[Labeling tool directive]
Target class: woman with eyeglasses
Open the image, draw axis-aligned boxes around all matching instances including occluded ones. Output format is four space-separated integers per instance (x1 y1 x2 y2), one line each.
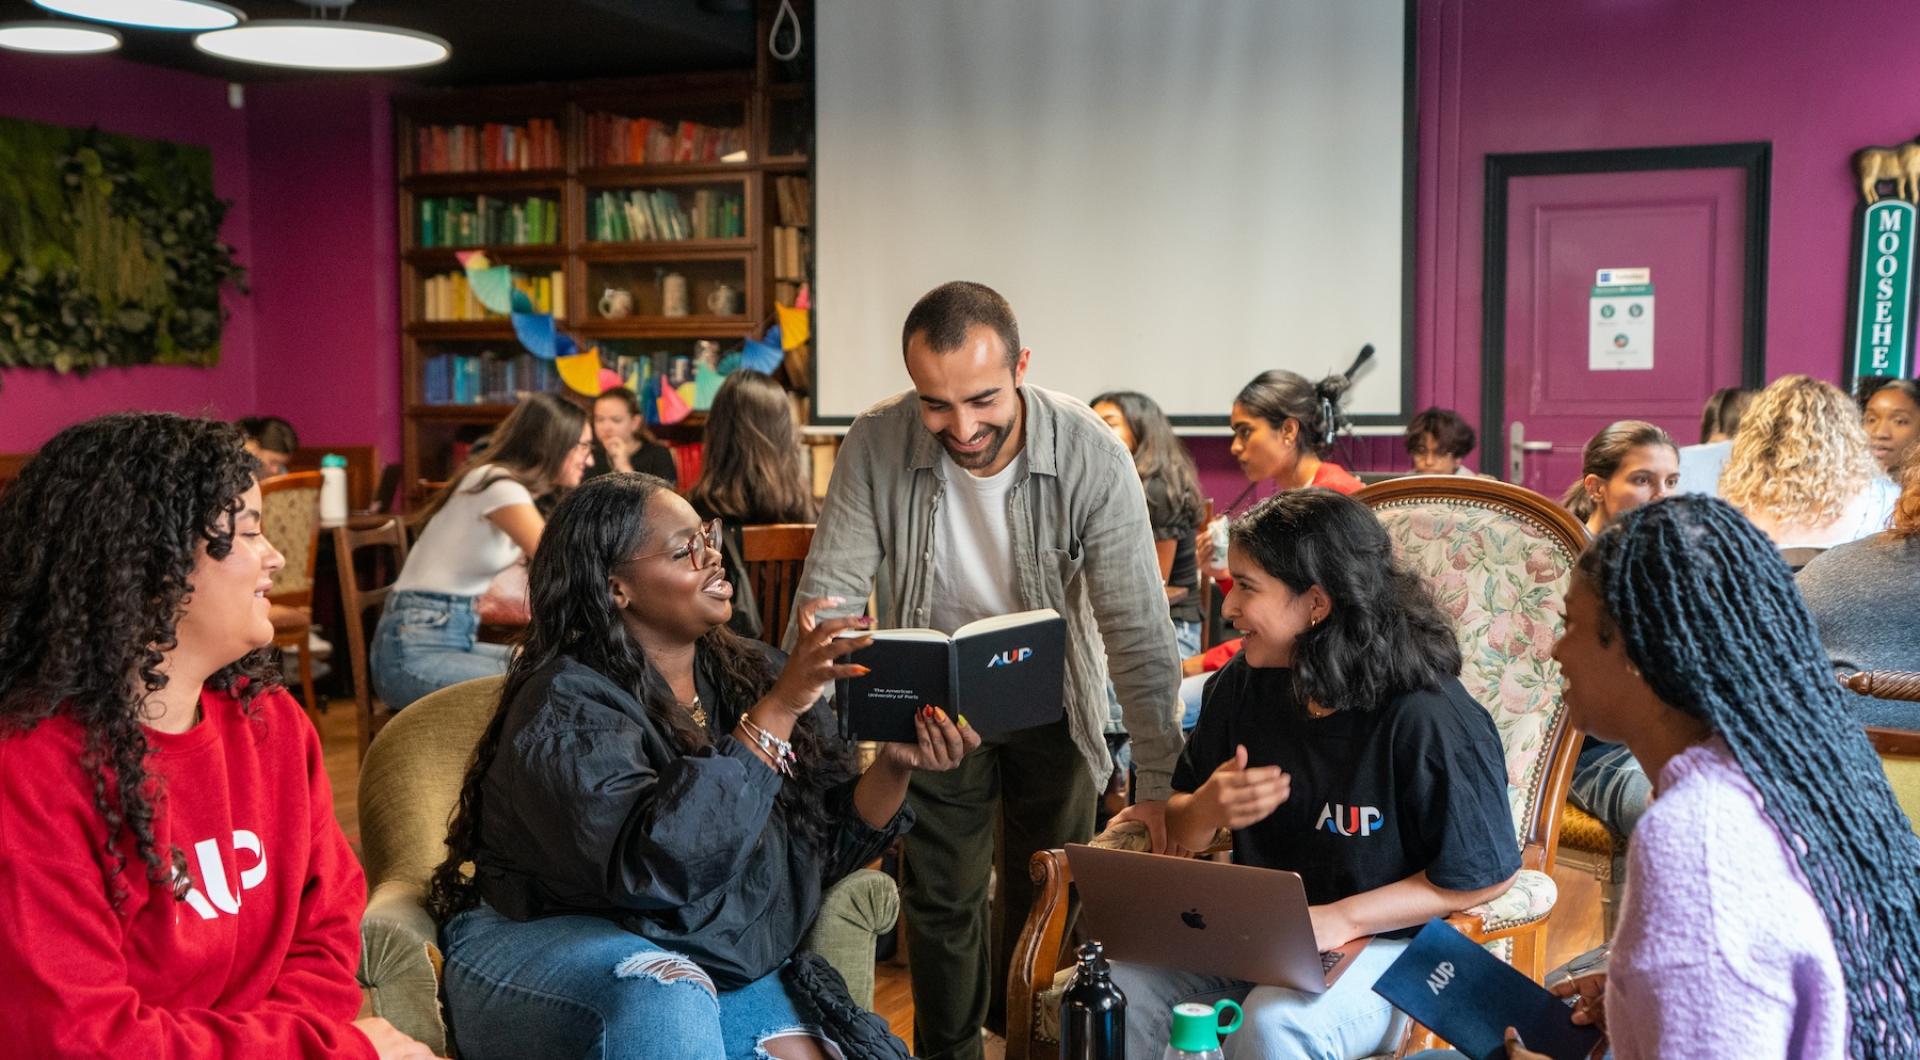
371 393 594 710
428 473 978 1060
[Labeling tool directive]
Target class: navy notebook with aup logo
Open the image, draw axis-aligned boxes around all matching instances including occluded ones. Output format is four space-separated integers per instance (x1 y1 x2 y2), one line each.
1371 919 1603 1060
834 609 1065 742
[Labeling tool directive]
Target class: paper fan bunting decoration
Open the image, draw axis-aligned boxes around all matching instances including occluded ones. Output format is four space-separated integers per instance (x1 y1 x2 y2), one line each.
598 367 624 392
775 302 810 349
795 283 811 311
555 349 607 397
742 336 784 374
656 375 691 424
693 361 726 410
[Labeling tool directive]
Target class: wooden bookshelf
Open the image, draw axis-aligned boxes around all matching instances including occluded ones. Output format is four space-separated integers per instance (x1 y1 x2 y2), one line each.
394 11 814 493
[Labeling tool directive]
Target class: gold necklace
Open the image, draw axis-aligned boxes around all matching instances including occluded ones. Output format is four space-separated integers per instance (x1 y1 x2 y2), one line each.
683 694 708 728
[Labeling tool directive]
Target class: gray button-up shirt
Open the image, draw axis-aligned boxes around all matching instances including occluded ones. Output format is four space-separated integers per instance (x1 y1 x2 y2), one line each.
786 384 1184 800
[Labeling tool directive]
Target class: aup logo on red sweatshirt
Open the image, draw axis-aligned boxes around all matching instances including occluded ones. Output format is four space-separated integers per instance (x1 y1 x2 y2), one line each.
168 829 268 920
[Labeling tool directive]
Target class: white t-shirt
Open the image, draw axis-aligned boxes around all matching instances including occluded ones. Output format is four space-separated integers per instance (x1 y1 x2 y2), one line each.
928 450 1026 634
392 465 537 597
1750 475 1899 550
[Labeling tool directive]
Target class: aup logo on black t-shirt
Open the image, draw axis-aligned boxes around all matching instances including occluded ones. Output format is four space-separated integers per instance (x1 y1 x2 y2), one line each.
1315 803 1384 837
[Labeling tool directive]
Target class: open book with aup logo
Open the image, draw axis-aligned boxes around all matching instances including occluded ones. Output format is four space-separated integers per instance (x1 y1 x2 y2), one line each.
834 609 1066 743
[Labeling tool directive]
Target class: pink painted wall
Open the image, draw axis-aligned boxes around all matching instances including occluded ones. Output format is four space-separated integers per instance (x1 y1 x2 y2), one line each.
0 54 256 450
246 79 402 463
1416 0 1901 423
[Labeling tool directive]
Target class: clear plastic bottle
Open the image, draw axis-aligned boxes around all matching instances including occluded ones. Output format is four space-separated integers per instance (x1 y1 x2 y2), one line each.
1161 999 1242 1060
1059 941 1127 1059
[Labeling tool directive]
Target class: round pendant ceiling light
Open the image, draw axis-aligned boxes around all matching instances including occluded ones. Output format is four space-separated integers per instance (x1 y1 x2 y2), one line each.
194 18 449 70
0 19 123 52
31 0 241 31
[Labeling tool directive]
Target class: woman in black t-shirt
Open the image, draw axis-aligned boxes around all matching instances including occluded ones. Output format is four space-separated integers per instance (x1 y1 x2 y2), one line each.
1107 489 1520 1059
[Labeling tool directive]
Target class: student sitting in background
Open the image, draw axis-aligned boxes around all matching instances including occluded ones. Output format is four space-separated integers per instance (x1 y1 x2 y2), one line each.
586 385 679 483
1183 360 1371 726
1674 386 1753 495
1723 375 1896 550
237 414 299 477
1403 406 1479 476
1109 489 1518 1058
0 414 429 1060
1861 376 1920 480
371 393 590 710
1498 495 1920 1060
687 370 816 640
1560 420 1679 537
1559 420 1678 886
429 473 975 1060
1798 458 1920 729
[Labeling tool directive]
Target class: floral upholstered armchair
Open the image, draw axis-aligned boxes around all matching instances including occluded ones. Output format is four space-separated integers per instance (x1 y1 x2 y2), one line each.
1005 476 1587 1060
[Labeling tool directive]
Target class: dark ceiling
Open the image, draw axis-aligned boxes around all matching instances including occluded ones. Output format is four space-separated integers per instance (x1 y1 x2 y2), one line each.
0 0 758 85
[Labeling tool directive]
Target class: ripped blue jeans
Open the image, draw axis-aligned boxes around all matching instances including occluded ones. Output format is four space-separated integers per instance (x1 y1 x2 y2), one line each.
442 901 839 1060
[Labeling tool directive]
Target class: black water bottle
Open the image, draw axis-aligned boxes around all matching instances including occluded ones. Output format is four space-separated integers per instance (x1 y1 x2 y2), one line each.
1060 940 1127 1059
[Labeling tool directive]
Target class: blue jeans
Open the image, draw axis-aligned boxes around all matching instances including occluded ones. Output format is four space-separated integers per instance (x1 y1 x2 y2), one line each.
1569 740 1651 879
442 902 835 1060
1104 619 1202 773
369 590 510 710
1107 939 1410 1059
1178 670 1211 731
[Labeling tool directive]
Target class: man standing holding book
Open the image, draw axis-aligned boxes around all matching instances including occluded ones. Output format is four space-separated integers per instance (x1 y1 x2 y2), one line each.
787 281 1184 1060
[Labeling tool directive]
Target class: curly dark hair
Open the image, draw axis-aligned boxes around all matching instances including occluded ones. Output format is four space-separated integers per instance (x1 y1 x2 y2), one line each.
0 413 280 908
427 472 849 922
1229 488 1461 713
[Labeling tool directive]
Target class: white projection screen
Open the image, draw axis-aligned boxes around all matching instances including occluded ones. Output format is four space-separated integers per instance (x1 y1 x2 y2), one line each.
813 0 1412 426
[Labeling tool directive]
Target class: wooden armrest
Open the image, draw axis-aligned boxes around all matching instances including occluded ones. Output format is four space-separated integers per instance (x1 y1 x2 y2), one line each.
1008 848 1075 1053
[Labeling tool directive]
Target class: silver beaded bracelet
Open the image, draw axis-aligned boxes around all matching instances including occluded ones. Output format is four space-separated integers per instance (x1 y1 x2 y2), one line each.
739 715 796 777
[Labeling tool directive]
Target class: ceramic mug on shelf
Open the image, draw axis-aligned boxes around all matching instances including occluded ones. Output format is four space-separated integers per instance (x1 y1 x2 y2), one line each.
706 282 740 315
598 286 634 319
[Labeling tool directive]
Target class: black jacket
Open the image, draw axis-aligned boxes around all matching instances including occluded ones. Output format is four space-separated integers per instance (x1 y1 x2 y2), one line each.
470 645 911 988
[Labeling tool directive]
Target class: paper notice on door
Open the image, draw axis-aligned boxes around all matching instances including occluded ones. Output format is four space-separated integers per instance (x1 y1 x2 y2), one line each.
1589 283 1654 371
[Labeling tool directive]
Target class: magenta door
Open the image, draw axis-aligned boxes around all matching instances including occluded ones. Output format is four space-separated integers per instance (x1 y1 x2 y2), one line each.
1486 146 1767 493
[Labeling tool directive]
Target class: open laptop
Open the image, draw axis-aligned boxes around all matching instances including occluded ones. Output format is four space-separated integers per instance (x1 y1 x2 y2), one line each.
1066 844 1371 993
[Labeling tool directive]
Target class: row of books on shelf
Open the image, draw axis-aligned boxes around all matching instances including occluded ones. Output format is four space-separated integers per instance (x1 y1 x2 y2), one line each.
417 195 560 248
423 352 561 405
772 226 810 282
588 188 744 242
773 175 811 226
414 119 562 174
421 270 566 322
583 113 747 166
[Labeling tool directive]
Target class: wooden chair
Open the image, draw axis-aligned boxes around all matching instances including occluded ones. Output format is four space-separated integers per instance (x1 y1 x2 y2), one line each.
259 471 324 729
333 518 410 758
738 523 815 644
1007 477 1588 1058
1842 673 1920 834
0 451 32 496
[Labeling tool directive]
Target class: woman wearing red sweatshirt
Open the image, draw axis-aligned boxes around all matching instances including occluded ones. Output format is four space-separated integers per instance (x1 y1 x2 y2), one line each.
0 414 429 1059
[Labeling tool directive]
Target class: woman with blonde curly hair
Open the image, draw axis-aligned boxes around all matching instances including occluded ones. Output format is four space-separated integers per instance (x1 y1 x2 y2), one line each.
1720 375 1896 549
1798 457 1920 727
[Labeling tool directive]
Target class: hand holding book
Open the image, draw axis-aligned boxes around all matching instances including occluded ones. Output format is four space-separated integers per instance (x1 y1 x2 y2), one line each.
764 596 873 717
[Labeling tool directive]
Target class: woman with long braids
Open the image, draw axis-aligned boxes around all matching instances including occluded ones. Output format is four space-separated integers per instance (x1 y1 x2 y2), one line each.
1505 494 1920 1059
428 473 977 1060
0 414 429 1059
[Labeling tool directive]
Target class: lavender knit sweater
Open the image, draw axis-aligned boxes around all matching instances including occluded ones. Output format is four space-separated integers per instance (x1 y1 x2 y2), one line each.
1610 737 1848 1058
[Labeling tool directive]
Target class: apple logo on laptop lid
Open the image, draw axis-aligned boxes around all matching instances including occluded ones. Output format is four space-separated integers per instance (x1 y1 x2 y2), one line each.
1180 908 1207 930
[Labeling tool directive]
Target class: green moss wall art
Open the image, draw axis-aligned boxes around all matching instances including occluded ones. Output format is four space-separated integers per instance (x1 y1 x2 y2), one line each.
0 117 246 382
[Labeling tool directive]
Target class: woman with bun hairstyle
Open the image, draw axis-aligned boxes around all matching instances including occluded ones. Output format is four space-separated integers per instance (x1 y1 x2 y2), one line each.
1184 349 1376 727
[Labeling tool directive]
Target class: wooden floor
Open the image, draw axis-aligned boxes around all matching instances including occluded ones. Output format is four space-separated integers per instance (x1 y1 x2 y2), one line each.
320 698 1604 1050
